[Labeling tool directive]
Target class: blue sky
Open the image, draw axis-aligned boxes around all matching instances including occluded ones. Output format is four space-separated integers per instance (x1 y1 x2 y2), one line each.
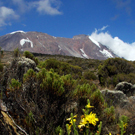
0 0 135 60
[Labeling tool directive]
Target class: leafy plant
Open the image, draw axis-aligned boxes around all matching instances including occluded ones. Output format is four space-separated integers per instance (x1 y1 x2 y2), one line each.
23 51 39 65
9 78 21 91
13 48 20 57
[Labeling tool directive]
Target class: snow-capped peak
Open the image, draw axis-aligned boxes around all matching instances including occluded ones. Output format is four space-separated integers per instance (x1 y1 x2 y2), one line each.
10 30 26 34
89 36 100 48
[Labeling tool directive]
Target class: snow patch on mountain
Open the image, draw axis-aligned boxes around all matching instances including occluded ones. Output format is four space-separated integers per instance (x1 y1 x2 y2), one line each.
10 31 26 34
20 38 33 48
80 48 89 58
58 45 62 51
89 36 100 48
100 49 113 58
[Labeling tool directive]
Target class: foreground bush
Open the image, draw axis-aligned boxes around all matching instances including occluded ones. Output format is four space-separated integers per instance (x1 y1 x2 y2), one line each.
98 58 135 86
23 51 39 65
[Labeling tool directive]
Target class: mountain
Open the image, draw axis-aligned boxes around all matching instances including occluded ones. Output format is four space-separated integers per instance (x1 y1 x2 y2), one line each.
0 31 118 60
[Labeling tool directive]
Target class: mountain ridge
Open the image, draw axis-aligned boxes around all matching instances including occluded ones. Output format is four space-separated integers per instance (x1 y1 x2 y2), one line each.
0 31 118 60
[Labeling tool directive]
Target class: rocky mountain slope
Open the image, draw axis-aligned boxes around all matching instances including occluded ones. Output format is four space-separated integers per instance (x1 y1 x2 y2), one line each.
0 31 117 60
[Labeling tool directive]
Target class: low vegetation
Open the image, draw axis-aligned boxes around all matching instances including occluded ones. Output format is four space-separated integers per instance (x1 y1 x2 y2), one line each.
1 50 135 134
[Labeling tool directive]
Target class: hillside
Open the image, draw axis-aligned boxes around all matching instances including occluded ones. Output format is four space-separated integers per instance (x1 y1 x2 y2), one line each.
0 51 135 134
0 31 118 60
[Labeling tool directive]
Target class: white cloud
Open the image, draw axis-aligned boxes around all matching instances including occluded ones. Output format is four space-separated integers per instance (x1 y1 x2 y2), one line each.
90 28 135 61
0 6 19 27
99 25 109 31
32 0 62 15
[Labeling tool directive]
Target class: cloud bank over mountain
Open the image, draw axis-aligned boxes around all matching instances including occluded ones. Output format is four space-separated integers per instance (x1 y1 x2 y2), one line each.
90 26 135 61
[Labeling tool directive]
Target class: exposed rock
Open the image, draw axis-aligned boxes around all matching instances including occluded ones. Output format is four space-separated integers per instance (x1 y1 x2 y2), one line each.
64 102 78 113
1 57 39 88
115 82 135 97
101 89 129 107
0 99 8 112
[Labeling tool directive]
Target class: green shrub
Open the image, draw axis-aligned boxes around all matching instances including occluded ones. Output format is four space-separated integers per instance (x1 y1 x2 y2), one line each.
9 78 21 91
83 70 97 80
73 83 92 103
23 51 39 65
39 68 65 96
13 48 20 57
90 89 105 112
23 69 36 82
103 106 115 123
38 58 82 77
98 58 135 86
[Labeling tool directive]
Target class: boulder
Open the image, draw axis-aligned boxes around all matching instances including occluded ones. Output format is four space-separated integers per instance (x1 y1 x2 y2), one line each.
1 57 39 88
115 82 135 97
101 89 129 107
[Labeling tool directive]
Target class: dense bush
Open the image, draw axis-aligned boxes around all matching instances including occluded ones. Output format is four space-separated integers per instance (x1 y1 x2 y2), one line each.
13 48 20 57
23 51 39 65
98 58 135 86
38 58 82 78
83 70 97 80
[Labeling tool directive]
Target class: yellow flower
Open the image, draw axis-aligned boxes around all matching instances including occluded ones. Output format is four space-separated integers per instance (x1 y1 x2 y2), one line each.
66 114 77 121
78 118 87 129
67 124 72 132
66 117 71 121
73 114 77 118
124 123 128 129
78 124 85 129
70 119 76 125
85 112 99 126
86 103 94 108
109 133 112 135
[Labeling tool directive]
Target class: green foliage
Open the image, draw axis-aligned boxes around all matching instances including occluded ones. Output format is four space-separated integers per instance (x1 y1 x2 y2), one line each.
98 58 135 86
23 51 39 65
73 83 92 99
103 106 115 123
83 70 97 80
9 78 21 91
13 48 20 57
23 68 36 82
38 58 82 78
55 125 63 135
119 115 129 124
118 115 129 135
90 89 105 111
39 68 65 96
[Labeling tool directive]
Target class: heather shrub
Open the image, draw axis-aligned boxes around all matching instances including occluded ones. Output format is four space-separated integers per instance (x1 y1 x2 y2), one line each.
73 83 92 100
83 70 97 80
38 58 82 78
23 68 36 82
13 48 20 57
103 106 115 123
9 78 21 91
39 68 65 97
98 58 135 86
90 89 105 113
23 51 39 65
